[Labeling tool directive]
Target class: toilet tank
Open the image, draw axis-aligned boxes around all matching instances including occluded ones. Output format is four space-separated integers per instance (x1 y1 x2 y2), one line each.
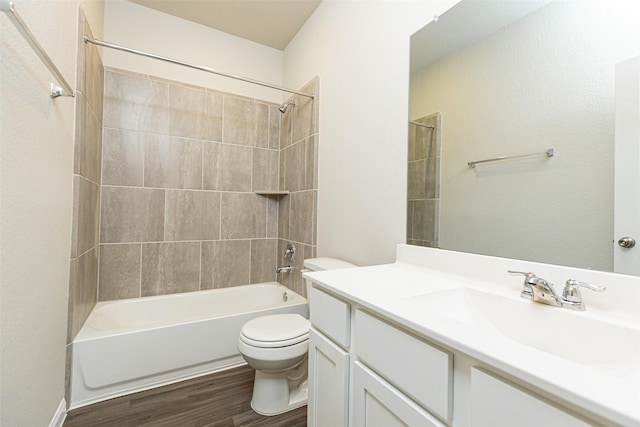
302 257 356 299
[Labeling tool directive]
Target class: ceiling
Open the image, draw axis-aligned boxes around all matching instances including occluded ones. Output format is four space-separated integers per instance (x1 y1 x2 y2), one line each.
129 0 322 50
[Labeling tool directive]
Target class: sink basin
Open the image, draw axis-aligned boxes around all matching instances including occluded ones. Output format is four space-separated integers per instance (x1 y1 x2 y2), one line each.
403 288 640 376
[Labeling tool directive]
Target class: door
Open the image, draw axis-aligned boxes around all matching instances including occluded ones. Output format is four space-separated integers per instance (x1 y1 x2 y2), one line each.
614 55 640 275
307 327 349 427
352 362 445 427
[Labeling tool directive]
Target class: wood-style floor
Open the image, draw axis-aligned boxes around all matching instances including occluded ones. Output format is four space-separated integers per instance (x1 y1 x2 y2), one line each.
63 365 307 427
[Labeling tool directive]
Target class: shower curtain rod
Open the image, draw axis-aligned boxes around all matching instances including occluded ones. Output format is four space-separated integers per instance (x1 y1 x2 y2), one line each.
1 0 74 98
84 36 314 99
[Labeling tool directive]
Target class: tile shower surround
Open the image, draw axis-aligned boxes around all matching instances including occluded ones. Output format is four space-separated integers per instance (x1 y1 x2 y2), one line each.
407 113 441 247
68 8 103 344
98 69 319 301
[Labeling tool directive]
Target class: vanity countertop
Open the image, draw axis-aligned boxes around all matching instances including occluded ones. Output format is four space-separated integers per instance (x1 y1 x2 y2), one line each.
303 245 640 426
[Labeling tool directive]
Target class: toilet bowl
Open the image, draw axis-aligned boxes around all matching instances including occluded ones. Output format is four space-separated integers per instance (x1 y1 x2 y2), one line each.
238 257 356 416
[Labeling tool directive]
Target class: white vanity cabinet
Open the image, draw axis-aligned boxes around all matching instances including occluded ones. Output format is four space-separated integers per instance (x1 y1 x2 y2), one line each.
307 290 605 427
308 286 452 427
308 287 351 427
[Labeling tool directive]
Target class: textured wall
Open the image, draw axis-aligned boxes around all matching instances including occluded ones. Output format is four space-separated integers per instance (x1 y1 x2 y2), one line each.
103 0 284 103
282 0 460 266
0 0 78 424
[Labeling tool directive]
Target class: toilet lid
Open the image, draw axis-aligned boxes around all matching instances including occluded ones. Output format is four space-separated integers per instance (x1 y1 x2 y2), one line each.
240 314 309 347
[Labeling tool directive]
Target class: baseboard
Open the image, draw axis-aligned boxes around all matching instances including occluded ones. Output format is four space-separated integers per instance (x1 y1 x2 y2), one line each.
49 398 66 427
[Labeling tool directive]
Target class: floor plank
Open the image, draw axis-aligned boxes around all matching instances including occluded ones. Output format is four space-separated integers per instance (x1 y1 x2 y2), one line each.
64 365 307 426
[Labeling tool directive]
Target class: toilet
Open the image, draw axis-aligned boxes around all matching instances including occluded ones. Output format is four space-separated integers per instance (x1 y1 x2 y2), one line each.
238 257 356 416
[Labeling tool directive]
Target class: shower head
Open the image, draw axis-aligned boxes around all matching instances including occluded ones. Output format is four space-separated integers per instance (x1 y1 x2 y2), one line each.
279 102 295 113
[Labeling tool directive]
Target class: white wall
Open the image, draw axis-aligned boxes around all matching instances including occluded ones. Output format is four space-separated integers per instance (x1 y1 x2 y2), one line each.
283 0 459 266
0 0 102 424
81 0 104 41
103 0 284 103
410 1 640 271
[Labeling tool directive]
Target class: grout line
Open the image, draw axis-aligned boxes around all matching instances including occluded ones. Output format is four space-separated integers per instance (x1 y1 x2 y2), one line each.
75 172 100 189
100 184 276 194
221 97 225 145
74 245 96 260
139 244 143 298
163 189 167 242
98 238 299 254
142 132 146 187
201 140 205 191
250 145 254 192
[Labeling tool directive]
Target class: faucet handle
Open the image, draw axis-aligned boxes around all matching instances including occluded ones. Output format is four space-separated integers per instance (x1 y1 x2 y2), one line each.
562 279 606 303
507 270 535 278
508 270 536 299
507 270 538 285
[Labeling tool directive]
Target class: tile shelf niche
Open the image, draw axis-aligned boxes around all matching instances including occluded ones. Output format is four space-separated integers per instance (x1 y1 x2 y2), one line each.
254 191 290 196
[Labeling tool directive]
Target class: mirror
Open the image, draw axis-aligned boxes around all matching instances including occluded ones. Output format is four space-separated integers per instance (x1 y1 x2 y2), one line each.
408 0 640 274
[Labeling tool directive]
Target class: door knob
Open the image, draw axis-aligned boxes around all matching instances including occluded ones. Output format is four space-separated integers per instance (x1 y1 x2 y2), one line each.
618 237 636 248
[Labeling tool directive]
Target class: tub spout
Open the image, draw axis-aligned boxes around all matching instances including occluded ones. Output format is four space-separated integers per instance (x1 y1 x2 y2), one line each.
276 265 293 274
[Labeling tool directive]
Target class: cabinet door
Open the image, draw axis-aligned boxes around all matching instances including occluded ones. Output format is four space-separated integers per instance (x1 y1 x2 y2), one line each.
308 327 349 427
352 362 446 427
471 368 594 427
355 310 452 421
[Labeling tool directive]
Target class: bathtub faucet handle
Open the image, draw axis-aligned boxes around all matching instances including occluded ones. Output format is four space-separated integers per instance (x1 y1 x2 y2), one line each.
283 243 295 262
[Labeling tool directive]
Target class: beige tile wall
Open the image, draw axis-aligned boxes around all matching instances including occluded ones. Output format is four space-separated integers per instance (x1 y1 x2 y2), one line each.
64 11 318 405
98 70 319 300
407 113 441 248
67 9 103 344
277 79 319 296
67 8 104 405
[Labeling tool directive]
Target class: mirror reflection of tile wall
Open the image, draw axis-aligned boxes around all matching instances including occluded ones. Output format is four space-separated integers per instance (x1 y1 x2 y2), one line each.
407 113 441 247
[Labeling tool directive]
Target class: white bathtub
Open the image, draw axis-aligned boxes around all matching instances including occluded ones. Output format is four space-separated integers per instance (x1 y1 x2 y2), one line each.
70 283 308 409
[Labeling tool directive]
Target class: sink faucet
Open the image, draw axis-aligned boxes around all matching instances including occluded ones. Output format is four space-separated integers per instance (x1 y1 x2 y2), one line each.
508 270 561 306
507 271 605 311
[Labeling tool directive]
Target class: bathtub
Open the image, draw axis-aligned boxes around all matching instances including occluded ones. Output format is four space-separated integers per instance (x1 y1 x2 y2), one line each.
70 283 308 409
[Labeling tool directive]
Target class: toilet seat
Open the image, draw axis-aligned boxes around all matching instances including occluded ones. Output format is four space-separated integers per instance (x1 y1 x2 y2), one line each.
240 313 310 348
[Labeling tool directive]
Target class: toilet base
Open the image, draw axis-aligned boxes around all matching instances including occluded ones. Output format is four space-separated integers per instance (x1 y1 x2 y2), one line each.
250 361 308 416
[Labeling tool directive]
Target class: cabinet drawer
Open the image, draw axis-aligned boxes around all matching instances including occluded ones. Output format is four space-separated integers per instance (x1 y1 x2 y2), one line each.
310 287 350 348
353 362 446 427
355 310 452 422
471 368 593 427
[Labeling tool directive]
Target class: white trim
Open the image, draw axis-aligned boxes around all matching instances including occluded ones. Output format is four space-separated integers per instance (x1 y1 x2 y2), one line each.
49 398 67 427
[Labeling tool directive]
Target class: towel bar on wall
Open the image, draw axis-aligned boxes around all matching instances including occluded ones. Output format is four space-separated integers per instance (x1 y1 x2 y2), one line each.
468 148 554 168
